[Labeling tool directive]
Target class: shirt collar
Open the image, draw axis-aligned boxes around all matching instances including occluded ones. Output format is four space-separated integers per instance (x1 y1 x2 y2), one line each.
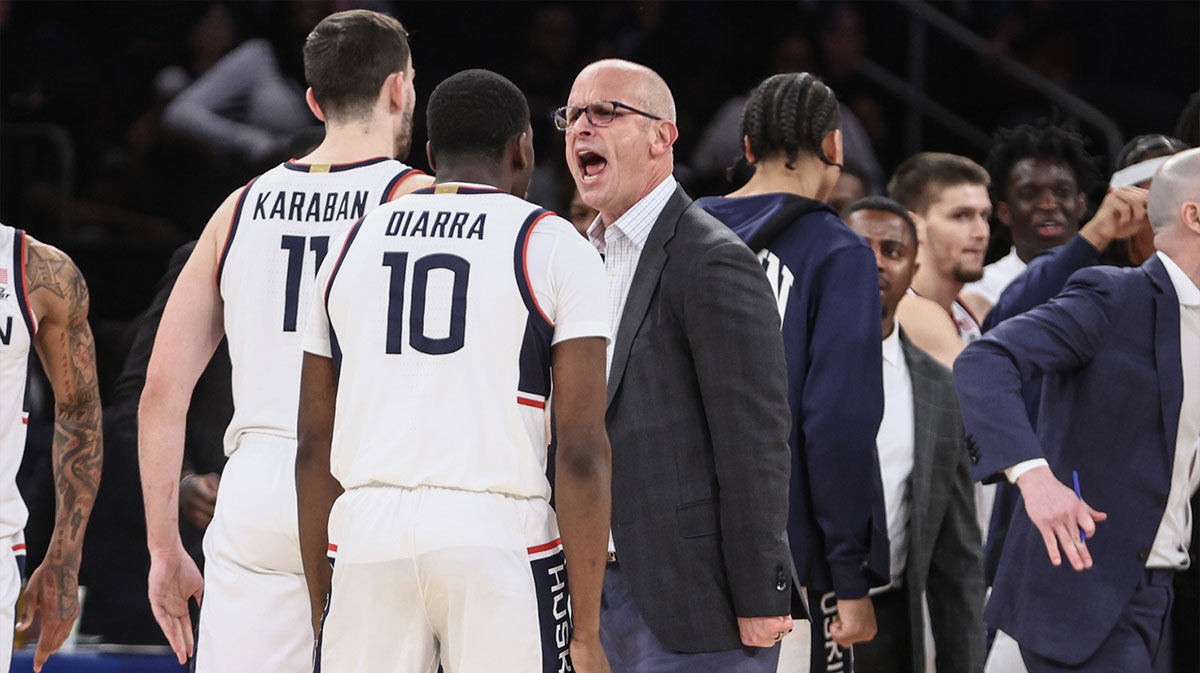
586 175 677 253
882 322 903 368
1156 251 1200 307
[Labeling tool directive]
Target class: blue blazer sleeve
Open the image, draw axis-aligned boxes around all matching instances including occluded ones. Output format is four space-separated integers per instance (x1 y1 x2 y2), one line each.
954 267 1125 483
983 235 1102 331
803 245 888 597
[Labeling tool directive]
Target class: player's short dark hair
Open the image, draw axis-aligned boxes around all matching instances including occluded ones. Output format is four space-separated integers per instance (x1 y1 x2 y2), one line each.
887 152 990 215
984 120 1101 204
742 72 841 170
427 69 530 162
1116 134 1189 169
843 196 918 254
303 10 410 121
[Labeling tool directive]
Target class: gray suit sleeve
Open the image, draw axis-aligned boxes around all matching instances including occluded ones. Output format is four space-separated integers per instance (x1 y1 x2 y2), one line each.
683 240 793 617
926 399 987 673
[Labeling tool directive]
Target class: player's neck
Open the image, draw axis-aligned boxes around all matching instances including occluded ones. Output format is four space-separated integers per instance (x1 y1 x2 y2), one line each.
298 124 396 165
433 159 509 193
911 267 962 312
728 158 829 202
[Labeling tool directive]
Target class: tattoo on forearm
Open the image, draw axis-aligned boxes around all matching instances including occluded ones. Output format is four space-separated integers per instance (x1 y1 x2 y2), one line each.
26 241 103 619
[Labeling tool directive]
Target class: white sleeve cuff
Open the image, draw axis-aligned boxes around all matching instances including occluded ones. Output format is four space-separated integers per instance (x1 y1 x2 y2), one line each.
1005 458 1049 483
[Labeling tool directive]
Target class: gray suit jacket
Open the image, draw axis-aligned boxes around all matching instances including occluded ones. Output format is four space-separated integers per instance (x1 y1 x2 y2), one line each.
900 332 986 673
606 185 793 653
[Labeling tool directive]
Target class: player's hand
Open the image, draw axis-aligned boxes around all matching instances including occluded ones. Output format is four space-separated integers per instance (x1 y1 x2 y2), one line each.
1016 465 1107 570
1080 186 1149 250
180 472 220 529
737 614 794 648
829 596 876 648
16 557 80 672
568 629 611 673
148 547 204 664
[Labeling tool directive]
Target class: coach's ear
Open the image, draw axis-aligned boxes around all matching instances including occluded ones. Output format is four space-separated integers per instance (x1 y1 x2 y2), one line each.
306 88 327 123
426 141 438 173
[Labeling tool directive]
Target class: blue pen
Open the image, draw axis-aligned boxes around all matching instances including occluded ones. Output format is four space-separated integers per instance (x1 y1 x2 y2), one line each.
1072 470 1086 542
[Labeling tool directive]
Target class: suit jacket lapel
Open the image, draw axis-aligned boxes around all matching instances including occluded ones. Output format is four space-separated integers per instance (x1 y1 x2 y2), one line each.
901 331 937 561
1148 256 1183 461
607 186 690 407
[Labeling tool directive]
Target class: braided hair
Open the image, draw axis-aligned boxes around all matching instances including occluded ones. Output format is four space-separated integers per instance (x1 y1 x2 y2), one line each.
741 72 841 170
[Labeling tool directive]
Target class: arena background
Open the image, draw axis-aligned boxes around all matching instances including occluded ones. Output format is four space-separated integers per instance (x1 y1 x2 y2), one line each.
0 0 1197 668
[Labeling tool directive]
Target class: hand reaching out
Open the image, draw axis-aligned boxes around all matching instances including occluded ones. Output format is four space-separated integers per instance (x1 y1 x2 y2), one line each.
1016 465 1107 570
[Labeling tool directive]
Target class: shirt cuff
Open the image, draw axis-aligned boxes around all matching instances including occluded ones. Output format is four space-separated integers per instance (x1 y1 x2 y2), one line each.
1005 458 1049 483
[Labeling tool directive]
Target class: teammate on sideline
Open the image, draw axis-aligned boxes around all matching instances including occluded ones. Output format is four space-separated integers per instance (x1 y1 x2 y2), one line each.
138 10 431 670
1 224 103 673
297 69 612 673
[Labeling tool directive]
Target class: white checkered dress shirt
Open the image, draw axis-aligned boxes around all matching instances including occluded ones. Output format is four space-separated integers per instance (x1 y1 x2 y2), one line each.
586 175 677 374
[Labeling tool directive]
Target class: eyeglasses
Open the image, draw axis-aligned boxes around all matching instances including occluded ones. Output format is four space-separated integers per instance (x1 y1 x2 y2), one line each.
552 100 662 131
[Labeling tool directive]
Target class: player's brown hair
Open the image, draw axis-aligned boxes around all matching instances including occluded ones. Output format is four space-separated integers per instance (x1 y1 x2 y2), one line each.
888 152 990 215
303 10 410 121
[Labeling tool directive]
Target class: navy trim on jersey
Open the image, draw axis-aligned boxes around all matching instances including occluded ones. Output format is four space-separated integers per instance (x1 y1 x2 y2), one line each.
379 168 420 204
531 548 571 673
329 320 343 381
323 216 366 311
411 185 506 196
284 156 390 173
12 229 35 336
513 209 555 328
215 176 261 289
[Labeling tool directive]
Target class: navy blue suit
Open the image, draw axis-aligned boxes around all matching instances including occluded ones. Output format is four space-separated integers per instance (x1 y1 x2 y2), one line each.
698 194 890 600
954 255 1185 667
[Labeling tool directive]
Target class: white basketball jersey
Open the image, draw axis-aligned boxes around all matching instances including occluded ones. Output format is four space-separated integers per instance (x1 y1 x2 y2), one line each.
303 183 609 500
218 157 423 454
0 225 36 538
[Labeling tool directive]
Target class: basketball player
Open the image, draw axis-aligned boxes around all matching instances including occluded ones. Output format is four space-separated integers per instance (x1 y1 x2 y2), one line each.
138 11 432 670
296 69 612 673
1 224 103 673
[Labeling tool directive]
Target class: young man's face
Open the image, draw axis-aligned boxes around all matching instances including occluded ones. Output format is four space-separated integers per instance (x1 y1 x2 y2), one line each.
845 208 918 334
916 183 991 284
999 157 1087 257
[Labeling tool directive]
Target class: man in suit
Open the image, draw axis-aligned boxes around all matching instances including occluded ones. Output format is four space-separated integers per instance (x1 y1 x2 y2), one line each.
954 148 1200 673
844 197 986 673
558 59 794 672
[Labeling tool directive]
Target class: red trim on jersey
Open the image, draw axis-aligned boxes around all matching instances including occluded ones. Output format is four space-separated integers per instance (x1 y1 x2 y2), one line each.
521 212 556 327
385 169 427 202
214 180 257 288
327 543 338 553
286 157 389 171
12 543 26 553
517 396 546 409
21 417 28 425
526 538 562 555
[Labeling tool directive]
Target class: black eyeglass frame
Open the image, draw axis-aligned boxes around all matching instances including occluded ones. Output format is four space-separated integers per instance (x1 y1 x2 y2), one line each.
552 100 663 131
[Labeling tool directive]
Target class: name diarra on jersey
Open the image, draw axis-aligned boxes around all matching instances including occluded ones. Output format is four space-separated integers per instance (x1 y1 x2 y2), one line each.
384 210 487 240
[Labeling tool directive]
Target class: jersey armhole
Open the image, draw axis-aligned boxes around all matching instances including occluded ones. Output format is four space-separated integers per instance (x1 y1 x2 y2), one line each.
513 209 556 329
323 216 367 312
13 229 36 336
380 168 426 204
215 176 261 290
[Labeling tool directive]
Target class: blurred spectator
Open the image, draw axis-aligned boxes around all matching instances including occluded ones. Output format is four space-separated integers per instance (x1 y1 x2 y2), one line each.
162 1 329 165
828 162 869 212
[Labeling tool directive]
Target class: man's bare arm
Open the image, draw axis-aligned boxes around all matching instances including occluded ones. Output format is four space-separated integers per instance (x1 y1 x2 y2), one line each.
896 294 965 368
549 337 611 673
19 237 103 672
295 352 342 639
138 187 239 662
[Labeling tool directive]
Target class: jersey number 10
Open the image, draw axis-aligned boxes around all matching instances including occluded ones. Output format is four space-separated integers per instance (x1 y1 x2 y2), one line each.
382 251 470 355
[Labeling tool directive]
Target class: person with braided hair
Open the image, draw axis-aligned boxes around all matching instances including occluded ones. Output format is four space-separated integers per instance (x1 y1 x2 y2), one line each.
696 72 889 673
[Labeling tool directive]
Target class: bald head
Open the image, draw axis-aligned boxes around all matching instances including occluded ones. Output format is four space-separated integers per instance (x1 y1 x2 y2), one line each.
576 59 676 122
1148 147 1200 233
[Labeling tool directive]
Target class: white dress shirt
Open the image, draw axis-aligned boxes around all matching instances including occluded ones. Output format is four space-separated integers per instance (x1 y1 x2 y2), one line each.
875 324 915 588
587 175 677 554
1147 251 1200 569
966 247 1028 304
587 176 677 374
1005 251 1200 569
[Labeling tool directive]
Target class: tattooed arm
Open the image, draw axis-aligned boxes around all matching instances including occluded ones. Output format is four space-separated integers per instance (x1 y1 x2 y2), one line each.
18 236 103 672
